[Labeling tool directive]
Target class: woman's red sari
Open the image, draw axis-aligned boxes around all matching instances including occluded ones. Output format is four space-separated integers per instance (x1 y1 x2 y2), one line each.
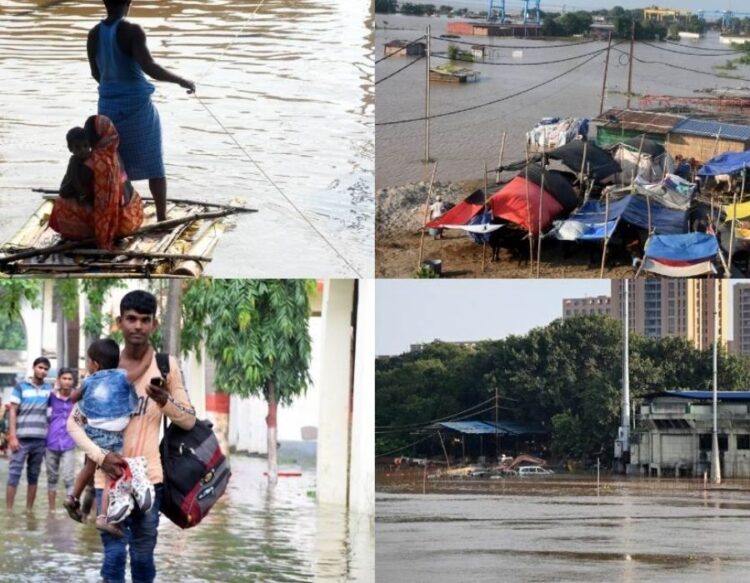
49 116 144 250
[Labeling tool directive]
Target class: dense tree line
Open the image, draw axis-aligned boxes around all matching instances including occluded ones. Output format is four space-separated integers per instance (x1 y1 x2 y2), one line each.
376 316 750 466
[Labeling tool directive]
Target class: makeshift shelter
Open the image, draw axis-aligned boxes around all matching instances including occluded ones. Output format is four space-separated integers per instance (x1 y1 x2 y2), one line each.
546 140 621 185
636 232 720 277
592 108 684 148
553 194 689 242
668 118 750 162
526 117 589 151
698 151 750 177
609 137 674 184
425 189 485 229
632 174 697 211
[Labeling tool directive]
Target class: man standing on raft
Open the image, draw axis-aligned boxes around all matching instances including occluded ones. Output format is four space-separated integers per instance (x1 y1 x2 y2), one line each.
88 0 195 222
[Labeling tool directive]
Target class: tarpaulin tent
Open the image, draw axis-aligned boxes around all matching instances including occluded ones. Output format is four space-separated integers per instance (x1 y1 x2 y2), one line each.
488 176 564 235
546 140 621 184
523 164 579 212
553 194 689 242
425 189 485 229
609 138 674 184
698 151 750 177
637 232 719 277
526 117 589 150
633 174 696 211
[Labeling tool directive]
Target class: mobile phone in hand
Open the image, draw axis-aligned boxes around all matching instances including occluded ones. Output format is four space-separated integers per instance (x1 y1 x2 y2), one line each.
150 377 164 387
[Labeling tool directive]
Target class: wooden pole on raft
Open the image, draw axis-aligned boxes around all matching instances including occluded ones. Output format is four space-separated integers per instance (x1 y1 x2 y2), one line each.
626 19 635 110
417 162 439 273
496 131 507 184
482 162 488 273
600 190 611 278
0 208 249 266
524 146 534 277
599 32 613 115
727 167 746 277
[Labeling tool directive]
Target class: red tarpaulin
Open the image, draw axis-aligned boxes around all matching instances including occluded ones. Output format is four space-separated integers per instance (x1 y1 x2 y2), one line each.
425 190 485 229
488 177 563 235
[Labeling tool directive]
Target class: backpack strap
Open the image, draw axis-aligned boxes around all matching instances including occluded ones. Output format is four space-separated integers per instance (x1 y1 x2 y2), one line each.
156 352 171 435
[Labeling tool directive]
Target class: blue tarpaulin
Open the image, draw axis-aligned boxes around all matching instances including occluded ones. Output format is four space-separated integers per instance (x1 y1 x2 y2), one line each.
644 233 719 262
466 211 493 245
652 391 750 402
698 151 750 177
555 195 688 241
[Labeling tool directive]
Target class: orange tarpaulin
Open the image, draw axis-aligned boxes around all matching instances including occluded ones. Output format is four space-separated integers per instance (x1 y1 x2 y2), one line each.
488 177 563 236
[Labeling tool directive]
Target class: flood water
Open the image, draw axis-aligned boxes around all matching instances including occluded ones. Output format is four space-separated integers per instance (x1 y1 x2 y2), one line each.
0 0 374 277
376 14 750 188
0 455 374 582
377 478 750 583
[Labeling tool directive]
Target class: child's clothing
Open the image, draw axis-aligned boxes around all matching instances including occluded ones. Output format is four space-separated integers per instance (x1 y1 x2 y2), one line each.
79 368 138 455
60 156 94 203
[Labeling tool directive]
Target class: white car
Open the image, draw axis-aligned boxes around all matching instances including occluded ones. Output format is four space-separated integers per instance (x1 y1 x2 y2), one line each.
517 465 554 477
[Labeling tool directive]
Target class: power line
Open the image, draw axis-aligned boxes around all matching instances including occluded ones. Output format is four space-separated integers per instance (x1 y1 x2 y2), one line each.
375 35 426 64
613 47 750 83
375 396 496 431
639 39 743 57
376 55 424 85
376 433 438 458
430 45 607 66
431 35 598 50
664 39 747 52
376 48 606 127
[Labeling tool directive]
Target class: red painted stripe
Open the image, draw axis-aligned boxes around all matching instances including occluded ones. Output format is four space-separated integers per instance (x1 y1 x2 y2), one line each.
205 393 230 413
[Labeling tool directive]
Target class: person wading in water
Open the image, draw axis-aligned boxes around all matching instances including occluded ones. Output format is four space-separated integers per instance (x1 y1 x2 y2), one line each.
87 0 196 222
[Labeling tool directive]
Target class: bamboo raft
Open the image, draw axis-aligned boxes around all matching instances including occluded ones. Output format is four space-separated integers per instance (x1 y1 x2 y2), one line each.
0 194 256 277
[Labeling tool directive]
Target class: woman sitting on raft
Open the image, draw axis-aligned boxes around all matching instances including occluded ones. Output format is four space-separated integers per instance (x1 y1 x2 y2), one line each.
50 115 144 251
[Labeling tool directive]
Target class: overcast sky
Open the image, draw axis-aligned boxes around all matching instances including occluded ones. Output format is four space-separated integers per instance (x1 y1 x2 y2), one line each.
376 279 610 355
435 1 741 14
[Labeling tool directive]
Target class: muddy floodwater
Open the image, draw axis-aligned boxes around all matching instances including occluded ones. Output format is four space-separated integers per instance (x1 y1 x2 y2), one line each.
0 0 373 277
0 455 373 582
377 475 750 583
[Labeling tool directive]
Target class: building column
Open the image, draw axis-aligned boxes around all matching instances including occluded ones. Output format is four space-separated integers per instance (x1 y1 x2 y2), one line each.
316 280 355 506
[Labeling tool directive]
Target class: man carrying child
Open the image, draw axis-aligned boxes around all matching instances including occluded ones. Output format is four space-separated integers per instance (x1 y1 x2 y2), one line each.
67 290 196 583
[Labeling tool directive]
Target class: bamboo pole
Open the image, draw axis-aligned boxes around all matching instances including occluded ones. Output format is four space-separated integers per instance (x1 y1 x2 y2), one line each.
496 131 507 184
0 208 246 266
416 162 439 272
524 147 534 276
632 133 646 187
482 162 488 273
424 24 431 163
600 190 611 278
35 191 256 213
579 140 589 191
663 133 671 179
599 32 613 116
67 249 211 262
536 171 545 278
437 431 451 469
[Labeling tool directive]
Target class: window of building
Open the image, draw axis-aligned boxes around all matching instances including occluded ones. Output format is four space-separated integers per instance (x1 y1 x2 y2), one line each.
699 434 728 451
738 435 750 450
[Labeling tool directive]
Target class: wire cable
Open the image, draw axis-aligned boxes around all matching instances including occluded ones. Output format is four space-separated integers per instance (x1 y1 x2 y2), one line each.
430 45 608 66
376 433 438 458
639 39 744 57
375 35 426 64
195 96 362 276
613 46 750 83
664 39 747 52
376 55 424 85
375 397 497 431
376 48 606 127
431 35 598 50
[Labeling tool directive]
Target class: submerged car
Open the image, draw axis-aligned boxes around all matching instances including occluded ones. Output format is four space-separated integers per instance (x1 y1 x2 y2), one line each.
517 465 554 477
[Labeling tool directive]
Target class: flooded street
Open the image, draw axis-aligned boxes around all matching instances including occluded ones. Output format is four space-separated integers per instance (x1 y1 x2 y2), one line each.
0 0 374 277
377 477 750 583
375 14 750 188
0 455 373 582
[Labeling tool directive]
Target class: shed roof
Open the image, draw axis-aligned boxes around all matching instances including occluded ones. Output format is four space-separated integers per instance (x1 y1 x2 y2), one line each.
646 390 750 402
670 118 750 142
435 420 547 435
592 109 684 134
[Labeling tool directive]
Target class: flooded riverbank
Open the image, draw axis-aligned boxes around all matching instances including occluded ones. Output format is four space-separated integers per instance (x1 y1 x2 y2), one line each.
0 0 374 277
377 476 750 582
0 455 373 582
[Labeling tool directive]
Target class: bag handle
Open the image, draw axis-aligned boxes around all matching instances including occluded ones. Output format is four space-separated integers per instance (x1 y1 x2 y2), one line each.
156 353 171 457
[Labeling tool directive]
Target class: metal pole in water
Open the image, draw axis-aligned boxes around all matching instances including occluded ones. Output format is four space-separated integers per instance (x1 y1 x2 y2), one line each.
622 280 631 468
712 279 722 484
597 457 600 496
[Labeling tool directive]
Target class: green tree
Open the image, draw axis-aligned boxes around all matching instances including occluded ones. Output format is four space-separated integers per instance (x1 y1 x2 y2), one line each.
0 281 41 319
181 279 314 483
375 0 397 14
0 315 26 350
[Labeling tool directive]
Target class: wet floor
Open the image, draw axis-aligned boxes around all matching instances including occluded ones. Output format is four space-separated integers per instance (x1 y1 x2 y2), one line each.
377 479 750 583
0 0 374 277
0 455 373 582
375 14 750 188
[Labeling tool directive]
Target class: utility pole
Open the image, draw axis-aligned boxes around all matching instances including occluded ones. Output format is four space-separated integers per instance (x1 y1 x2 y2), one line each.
599 31 613 116
164 280 183 356
712 279 722 484
424 25 431 163
626 19 635 110
495 384 499 461
615 280 631 473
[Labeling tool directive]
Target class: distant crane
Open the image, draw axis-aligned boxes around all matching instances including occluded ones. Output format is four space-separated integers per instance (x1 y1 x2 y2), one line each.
696 9 750 29
487 0 541 24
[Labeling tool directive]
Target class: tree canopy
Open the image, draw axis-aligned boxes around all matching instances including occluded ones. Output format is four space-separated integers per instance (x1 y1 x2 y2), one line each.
376 315 750 465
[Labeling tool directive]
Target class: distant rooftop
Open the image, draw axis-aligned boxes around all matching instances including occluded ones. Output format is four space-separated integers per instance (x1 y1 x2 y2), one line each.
670 118 750 142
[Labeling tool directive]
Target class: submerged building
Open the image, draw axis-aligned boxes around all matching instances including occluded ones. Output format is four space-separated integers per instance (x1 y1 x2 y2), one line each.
630 391 750 478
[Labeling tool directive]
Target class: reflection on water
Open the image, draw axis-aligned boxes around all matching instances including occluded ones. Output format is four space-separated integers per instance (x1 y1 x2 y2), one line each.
0 456 373 582
0 0 373 276
375 14 750 188
377 479 750 583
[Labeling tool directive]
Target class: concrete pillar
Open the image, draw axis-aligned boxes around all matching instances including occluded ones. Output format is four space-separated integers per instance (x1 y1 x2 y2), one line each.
181 346 207 421
316 280 355 507
204 357 230 455
349 279 374 517
228 394 267 455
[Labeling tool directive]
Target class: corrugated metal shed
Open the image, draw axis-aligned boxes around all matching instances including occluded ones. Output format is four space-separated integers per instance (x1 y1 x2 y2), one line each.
670 118 750 142
436 420 547 435
437 421 500 434
652 390 750 401
593 108 684 134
